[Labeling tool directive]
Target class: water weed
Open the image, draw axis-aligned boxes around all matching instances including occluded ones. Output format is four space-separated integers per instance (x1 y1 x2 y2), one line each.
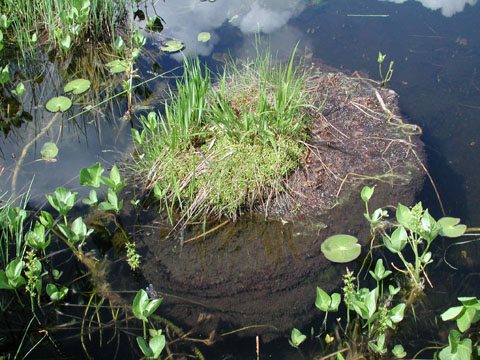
290 186 470 359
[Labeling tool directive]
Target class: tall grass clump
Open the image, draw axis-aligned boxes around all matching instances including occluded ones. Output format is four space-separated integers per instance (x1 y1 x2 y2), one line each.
0 0 130 55
131 47 313 223
0 191 30 270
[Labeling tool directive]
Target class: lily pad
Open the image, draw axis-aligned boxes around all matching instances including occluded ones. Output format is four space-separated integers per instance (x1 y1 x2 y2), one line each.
64 79 91 95
45 96 72 113
160 41 184 53
106 59 128 74
321 234 361 263
197 32 211 42
40 142 58 159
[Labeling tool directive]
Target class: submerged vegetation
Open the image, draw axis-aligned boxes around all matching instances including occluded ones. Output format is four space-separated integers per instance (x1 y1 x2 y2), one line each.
130 48 311 223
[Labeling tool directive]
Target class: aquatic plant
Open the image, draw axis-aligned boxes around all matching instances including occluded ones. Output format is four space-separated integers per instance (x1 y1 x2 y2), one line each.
133 288 165 359
291 186 470 359
130 46 311 224
377 51 394 87
0 0 130 55
437 297 480 360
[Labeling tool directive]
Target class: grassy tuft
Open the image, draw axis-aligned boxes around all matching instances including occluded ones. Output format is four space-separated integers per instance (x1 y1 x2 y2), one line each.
0 0 129 55
130 47 312 223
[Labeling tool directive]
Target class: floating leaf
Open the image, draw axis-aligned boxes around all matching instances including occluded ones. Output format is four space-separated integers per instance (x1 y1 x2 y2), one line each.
45 96 72 112
197 32 211 42
64 79 91 95
40 142 58 159
160 40 184 53
321 234 361 263
106 59 128 74
438 217 467 238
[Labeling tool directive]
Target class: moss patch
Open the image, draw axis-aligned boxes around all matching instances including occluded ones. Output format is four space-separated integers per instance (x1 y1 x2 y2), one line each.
129 50 310 223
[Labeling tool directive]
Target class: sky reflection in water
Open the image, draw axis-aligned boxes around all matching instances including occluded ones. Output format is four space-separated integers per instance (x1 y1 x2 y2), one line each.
378 0 477 17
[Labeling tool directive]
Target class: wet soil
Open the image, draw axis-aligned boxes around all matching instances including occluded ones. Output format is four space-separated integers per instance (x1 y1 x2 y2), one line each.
113 66 426 342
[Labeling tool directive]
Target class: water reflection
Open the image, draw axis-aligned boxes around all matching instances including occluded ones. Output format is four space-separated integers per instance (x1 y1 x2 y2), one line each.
146 0 306 59
378 0 478 16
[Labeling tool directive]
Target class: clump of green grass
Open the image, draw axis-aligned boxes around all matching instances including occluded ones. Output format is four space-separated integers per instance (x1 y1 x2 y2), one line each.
0 0 129 55
130 47 312 223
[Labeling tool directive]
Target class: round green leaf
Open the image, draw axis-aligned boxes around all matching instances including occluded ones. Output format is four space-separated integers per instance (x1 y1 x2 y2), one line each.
64 79 91 95
197 32 211 42
40 142 58 159
321 234 361 263
160 40 184 53
45 96 72 112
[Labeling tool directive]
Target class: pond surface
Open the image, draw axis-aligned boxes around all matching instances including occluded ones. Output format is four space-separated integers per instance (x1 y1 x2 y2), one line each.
1 0 480 358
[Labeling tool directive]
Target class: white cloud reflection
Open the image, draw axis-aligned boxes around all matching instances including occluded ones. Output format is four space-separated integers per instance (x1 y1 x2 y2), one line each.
145 0 306 60
378 0 477 17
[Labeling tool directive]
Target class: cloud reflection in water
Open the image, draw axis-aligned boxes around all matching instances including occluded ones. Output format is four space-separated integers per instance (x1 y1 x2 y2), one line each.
378 0 477 17
149 0 306 59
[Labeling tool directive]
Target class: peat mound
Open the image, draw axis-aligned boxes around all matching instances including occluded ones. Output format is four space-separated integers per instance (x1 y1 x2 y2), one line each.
115 69 426 342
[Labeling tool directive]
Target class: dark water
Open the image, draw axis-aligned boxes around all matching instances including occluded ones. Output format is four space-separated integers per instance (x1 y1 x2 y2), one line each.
1 0 480 358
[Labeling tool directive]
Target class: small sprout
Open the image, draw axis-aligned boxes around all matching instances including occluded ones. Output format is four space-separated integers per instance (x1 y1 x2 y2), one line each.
315 287 341 312
377 51 386 64
360 185 374 203
12 82 25 97
46 283 68 301
289 328 306 348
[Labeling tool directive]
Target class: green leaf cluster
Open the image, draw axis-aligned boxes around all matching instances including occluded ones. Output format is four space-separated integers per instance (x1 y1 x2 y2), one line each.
360 186 466 287
439 297 480 360
80 163 125 213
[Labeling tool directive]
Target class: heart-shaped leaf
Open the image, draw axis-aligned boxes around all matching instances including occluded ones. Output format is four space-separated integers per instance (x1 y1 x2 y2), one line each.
45 96 72 112
361 186 374 203
64 79 91 95
289 328 306 348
